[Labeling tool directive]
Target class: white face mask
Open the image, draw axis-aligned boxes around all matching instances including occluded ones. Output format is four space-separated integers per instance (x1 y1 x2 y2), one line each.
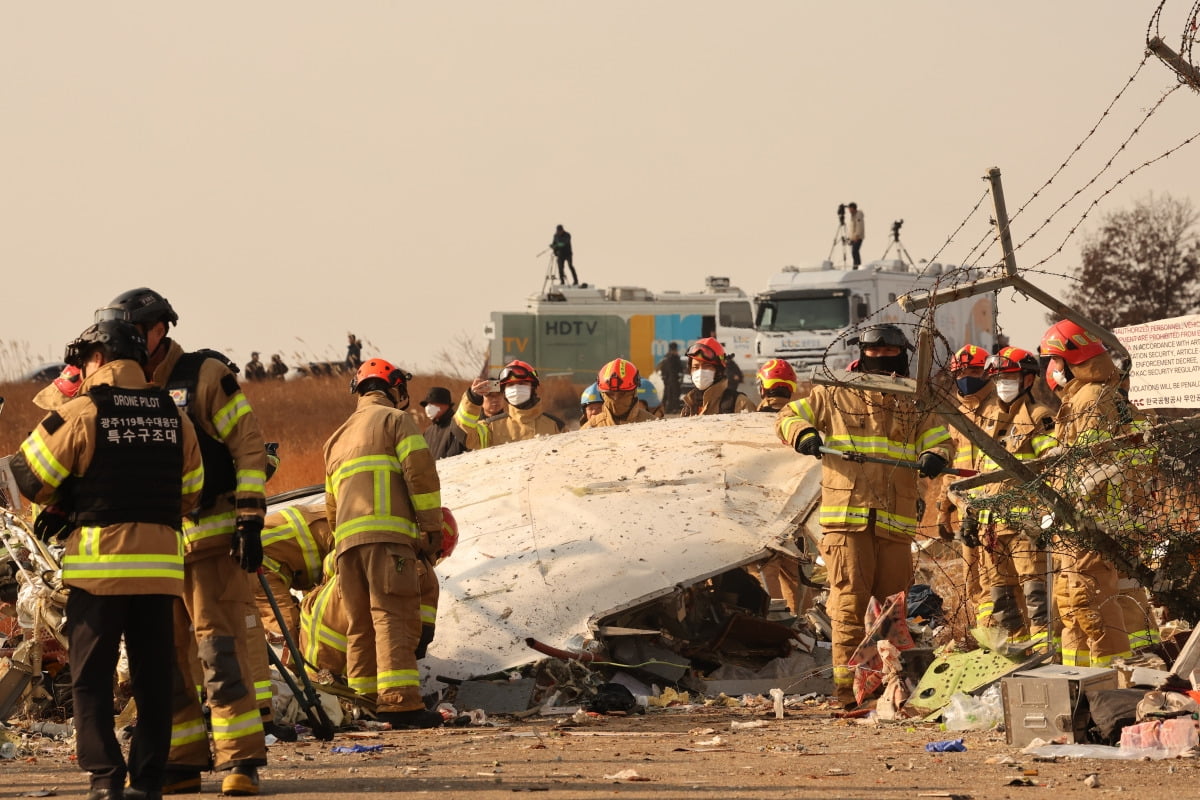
504 383 533 406
692 368 716 391
424 404 444 420
1051 370 1070 388
994 378 1022 404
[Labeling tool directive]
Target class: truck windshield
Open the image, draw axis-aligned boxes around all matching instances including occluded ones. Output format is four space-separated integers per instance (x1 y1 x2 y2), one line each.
756 295 850 332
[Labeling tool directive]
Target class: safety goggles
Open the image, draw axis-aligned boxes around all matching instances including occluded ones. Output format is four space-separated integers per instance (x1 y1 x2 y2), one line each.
499 363 538 384
685 342 723 364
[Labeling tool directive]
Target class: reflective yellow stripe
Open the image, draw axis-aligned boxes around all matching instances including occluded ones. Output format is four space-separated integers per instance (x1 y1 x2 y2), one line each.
330 454 402 496
378 669 420 690
210 709 264 741
19 431 69 488
817 505 918 536
236 468 266 495
212 393 252 440
62 552 185 582
825 434 916 461
182 510 236 547
181 464 205 496
349 675 378 695
301 580 340 664
420 604 436 625
454 401 490 449
254 680 273 703
395 434 428 462
171 717 208 747
411 490 441 512
263 507 323 585
332 515 420 544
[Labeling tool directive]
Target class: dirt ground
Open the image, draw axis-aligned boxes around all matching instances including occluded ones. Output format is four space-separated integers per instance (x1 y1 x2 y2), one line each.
4 703 1198 800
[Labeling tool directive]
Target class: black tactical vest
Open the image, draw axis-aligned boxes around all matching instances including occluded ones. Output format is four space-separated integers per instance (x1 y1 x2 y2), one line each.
68 385 184 527
166 351 238 510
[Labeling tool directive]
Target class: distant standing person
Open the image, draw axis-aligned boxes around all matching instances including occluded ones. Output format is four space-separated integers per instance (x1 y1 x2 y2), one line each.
551 224 578 286
346 334 363 369
270 354 288 379
846 202 865 268
244 352 267 382
658 342 684 414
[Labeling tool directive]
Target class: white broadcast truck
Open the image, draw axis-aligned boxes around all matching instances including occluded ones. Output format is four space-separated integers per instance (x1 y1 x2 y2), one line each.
753 259 998 372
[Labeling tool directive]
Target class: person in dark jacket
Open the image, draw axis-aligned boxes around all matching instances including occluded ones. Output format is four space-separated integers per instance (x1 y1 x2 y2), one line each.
421 386 468 460
658 342 684 414
550 225 578 286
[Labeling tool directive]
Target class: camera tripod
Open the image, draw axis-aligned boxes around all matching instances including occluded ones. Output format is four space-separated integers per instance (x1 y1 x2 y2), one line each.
880 220 915 268
827 203 849 266
539 250 564 298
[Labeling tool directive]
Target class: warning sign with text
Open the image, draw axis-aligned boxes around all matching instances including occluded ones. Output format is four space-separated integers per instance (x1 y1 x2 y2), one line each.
1115 313 1200 409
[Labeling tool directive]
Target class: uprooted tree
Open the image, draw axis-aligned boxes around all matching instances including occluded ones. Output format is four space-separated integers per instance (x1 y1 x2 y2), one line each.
1057 192 1200 329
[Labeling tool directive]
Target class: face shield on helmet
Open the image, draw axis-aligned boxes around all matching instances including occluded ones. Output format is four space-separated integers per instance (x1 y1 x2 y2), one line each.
986 346 1038 404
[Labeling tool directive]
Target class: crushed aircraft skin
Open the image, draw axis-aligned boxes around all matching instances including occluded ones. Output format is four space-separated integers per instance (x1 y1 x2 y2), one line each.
416 413 822 689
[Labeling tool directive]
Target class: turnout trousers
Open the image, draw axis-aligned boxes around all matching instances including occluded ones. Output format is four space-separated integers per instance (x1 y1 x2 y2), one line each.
66 590 175 794
979 530 1048 649
168 552 267 771
1054 547 1131 667
338 541 424 712
819 516 913 698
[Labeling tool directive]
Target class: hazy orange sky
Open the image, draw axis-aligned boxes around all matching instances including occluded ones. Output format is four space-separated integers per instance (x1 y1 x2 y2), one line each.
4 2 1198 378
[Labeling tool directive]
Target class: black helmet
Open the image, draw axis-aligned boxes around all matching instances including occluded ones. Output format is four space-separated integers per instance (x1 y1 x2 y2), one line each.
64 320 149 367
850 323 912 351
94 287 178 328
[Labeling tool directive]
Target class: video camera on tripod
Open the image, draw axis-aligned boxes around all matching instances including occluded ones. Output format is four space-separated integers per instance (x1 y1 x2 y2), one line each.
891 219 903 242
837 203 846 225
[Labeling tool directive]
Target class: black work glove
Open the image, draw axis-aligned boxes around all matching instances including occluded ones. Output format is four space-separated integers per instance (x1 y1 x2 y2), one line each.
961 514 981 548
916 452 948 478
34 507 72 543
795 429 823 458
420 528 444 561
416 623 436 660
231 516 264 573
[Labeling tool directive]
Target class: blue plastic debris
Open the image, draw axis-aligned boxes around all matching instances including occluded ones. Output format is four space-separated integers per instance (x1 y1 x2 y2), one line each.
331 744 385 754
925 738 967 753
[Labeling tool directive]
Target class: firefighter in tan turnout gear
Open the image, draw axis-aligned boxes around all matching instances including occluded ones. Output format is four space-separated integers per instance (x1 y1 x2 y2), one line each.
323 358 445 728
937 344 997 628
299 510 458 679
680 337 754 415
755 359 798 413
454 359 565 448
255 500 334 644
581 358 657 428
960 347 1057 652
777 324 951 707
1039 319 1148 667
94 289 270 796
12 320 204 800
